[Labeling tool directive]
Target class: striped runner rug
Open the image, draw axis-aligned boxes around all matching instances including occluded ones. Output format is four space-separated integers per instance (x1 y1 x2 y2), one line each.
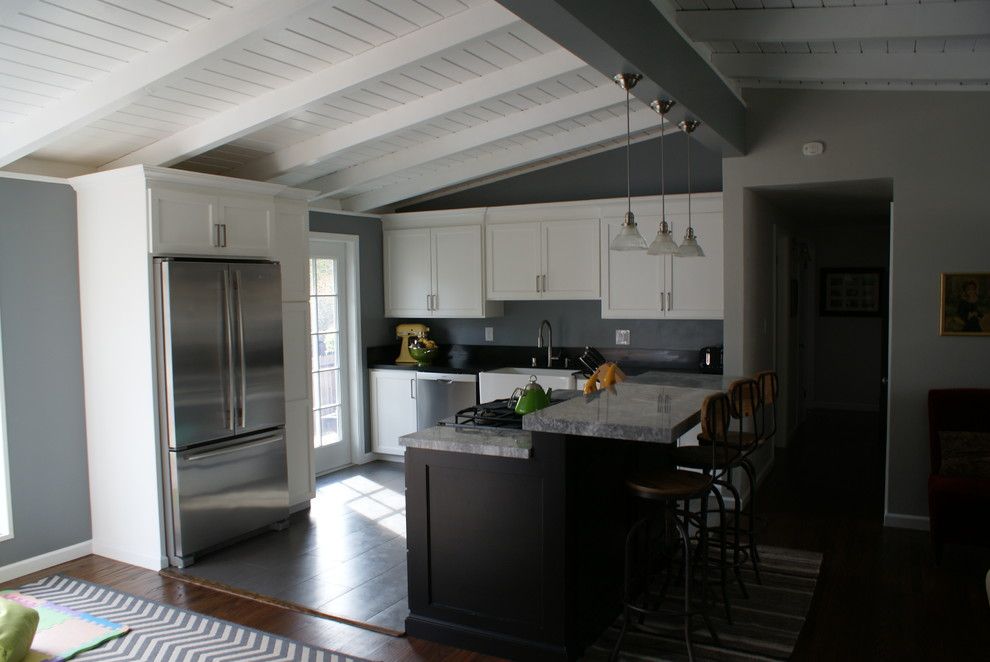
14 575 374 662
584 545 823 661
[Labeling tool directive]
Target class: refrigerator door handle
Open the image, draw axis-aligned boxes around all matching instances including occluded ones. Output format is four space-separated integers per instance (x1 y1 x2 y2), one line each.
234 269 247 429
222 269 235 431
184 434 282 462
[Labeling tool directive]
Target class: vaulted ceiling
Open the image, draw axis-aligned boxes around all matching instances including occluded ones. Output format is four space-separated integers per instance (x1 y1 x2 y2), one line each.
0 0 984 212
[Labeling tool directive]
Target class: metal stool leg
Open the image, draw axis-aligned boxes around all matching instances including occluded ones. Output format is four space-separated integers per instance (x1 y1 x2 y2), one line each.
739 458 762 585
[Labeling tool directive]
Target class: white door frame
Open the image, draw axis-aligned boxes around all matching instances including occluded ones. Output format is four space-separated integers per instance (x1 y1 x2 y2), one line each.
309 233 367 472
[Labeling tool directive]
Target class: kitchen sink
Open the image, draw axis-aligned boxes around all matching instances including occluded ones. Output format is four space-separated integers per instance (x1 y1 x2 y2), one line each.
478 367 582 403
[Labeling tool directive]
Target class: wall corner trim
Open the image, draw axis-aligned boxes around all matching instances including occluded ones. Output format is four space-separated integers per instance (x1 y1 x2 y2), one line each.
883 512 930 531
0 540 93 583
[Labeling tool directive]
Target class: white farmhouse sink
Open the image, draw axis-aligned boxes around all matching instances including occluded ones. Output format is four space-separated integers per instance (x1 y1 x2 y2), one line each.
478 367 582 403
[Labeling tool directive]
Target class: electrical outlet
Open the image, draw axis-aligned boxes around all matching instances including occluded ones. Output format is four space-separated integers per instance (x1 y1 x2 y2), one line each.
484 326 494 342
615 329 630 346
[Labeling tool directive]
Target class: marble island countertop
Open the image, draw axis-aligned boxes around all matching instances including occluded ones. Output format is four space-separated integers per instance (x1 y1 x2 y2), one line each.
401 425 533 459
522 382 720 443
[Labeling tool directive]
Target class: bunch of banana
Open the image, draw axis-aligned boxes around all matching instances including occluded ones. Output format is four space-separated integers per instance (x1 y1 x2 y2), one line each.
583 362 627 394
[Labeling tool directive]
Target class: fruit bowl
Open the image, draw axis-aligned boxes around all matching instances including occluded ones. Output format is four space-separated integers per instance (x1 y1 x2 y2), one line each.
408 346 438 364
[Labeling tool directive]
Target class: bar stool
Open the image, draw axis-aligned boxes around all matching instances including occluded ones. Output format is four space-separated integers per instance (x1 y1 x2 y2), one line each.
669 396 749 622
610 393 729 662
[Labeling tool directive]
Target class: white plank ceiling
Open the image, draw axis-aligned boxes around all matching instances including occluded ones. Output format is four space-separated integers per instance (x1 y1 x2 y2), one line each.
0 0 983 211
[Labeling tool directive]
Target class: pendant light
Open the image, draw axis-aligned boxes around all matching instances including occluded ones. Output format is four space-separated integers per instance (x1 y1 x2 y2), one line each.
609 72 647 251
646 99 678 255
675 119 704 258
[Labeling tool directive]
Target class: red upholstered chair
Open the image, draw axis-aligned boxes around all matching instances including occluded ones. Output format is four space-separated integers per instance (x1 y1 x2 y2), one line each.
927 389 990 563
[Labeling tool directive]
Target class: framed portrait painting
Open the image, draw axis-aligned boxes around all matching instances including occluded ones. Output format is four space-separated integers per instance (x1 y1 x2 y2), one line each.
940 273 990 336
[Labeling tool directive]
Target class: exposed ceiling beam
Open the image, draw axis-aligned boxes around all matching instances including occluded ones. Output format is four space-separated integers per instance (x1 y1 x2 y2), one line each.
228 48 587 183
676 3 990 44
495 0 745 156
100 1 518 171
0 0 325 168
713 52 990 82
335 106 658 212
303 83 625 198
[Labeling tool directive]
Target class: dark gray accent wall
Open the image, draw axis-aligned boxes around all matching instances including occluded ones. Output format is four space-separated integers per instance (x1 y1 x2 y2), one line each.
0 177 91 564
399 301 722 351
398 133 721 212
309 211 391 454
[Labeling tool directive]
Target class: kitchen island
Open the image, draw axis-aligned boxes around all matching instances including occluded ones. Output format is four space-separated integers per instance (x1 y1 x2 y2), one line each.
401 375 722 661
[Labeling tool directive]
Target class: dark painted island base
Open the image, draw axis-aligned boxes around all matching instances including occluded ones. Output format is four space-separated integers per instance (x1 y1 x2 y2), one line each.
404 432 664 661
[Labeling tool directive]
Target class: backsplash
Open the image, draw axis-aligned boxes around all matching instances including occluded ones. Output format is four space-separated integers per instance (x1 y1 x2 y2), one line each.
388 300 723 350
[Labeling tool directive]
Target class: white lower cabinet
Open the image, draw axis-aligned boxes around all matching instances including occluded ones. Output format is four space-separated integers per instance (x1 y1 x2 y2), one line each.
370 369 417 456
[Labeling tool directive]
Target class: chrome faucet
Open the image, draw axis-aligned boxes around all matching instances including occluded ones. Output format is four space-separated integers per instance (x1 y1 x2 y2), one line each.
537 319 559 367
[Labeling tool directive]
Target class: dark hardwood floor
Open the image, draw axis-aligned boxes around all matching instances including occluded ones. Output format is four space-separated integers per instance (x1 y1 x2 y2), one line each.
760 409 990 661
5 410 988 660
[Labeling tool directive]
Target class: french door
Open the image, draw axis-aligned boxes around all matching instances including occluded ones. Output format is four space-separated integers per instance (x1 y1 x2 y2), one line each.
310 242 351 474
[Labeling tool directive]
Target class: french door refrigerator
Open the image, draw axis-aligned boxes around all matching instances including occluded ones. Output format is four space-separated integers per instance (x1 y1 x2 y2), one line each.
155 258 288 567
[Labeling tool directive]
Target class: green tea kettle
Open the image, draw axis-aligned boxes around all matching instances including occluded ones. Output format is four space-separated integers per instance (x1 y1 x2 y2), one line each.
510 375 553 414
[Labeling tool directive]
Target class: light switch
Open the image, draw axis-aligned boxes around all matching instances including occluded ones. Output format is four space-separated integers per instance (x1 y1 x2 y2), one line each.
615 329 630 345
484 326 494 342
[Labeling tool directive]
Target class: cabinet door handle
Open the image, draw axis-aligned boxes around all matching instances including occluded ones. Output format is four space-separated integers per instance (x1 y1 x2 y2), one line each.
536 275 540 293
660 292 665 311
542 274 547 292
667 291 672 310
410 378 416 399
214 224 222 247
221 224 228 248
432 293 438 310
426 293 432 310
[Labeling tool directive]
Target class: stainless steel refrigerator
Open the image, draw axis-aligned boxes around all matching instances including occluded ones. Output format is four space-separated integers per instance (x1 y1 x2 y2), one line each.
155 258 289 568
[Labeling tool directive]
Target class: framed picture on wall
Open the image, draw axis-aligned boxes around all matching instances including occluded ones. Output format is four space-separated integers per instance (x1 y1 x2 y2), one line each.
819 268 884 317
940 272 990 336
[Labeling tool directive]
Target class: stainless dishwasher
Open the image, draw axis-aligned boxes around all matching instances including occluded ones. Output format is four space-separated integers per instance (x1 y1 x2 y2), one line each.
415 372 478 428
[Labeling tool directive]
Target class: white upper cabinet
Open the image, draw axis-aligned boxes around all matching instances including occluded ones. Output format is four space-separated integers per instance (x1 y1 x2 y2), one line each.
149 186 273 257
601 193 723 319
383 219 499 319
384 227 433 317
486 217 599 300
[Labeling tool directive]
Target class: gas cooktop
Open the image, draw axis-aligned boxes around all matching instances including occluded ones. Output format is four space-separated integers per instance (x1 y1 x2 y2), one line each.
441 399 523 430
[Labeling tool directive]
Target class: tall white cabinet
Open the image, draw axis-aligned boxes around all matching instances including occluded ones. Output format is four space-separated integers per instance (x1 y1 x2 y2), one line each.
70 165 314 570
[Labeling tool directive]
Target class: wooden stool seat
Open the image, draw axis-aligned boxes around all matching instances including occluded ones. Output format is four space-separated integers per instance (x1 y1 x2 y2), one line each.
626 469 713 500
671 444 741 469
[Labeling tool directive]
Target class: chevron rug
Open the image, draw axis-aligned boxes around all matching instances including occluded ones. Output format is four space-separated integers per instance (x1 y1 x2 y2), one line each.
14 575 373 662
583 545 823 661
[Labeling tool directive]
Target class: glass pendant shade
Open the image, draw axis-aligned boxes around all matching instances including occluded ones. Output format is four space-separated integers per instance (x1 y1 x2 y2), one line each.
647 219 679 254
609 72 645 252
676 226 705 257
610 211 648 251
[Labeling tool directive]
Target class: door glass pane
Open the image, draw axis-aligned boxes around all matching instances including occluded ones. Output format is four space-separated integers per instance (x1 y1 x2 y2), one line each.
314 259 336 295
313 370 339 408
313 406 340 447
313 332 338 371
316 295 338 333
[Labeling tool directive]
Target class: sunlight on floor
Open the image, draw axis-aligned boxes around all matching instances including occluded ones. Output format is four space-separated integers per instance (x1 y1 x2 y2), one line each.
313 474 407 538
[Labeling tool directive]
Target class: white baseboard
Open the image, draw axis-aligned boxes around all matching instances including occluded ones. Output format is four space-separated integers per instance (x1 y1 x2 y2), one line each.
808 401 879 412
90 542 166 571
884 512 930 531
0 540 93 583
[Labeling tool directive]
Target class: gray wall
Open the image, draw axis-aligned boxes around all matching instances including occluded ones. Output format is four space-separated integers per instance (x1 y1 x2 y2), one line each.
0 177 91 564
309 211 391 454
414 300 722 350
399 132 721 212
722 89 990 525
